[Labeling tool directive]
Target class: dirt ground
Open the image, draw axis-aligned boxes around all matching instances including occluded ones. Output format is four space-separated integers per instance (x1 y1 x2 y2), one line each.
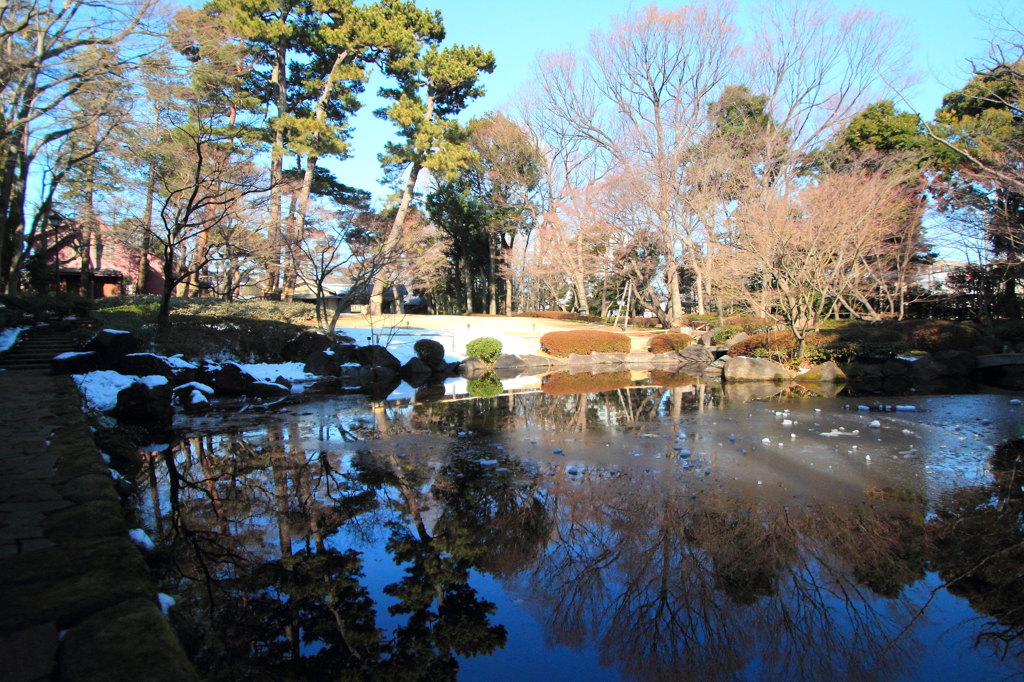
330 313 664 354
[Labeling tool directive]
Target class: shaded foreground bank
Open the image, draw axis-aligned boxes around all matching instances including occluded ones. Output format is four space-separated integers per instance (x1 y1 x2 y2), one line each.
0 370 196 681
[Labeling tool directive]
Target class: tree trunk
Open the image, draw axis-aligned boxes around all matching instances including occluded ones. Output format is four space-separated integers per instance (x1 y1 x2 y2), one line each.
264 42 288 299
370 160 422 315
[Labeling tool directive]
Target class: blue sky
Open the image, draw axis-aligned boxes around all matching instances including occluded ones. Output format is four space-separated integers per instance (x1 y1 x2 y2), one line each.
331 0 1013 204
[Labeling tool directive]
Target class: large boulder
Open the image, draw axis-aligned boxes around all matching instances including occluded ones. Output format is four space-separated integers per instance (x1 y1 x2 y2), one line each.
51 351 102 375
353 344 401 370
84 329 138 360
413 339 447 371
796 360 846 383
303 349 342 377
724 331 749 349
281 330 334 362
459 357 489 379
112 378 173 423
400 356 432 383
199 362 260 396
172 382 214 413
723 356 796 382
677 345 715 365
117 353 178 379
247 380 291 398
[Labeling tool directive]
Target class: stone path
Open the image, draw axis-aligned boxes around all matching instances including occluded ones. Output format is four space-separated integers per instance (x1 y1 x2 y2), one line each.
0 349 196 680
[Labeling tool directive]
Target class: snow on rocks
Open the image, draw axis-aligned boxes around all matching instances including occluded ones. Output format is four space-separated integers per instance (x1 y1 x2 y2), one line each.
0 326 28 352
128 528 156 551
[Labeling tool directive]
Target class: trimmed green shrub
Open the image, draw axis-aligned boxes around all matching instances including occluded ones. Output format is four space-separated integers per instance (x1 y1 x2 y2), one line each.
685 314 718 326
712 325 743 345
465 337 503 364
542 371 632 395
467 373 504 398
649 332 692 354
540 330 631 357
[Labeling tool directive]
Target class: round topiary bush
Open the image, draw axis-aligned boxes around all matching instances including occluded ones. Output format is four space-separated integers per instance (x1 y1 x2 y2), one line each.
467 373 504 398
465 337 503 364
649 332 692 353
413 338 446 367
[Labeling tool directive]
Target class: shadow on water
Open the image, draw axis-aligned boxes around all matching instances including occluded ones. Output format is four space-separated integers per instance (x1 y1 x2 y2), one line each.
139 374 1024 680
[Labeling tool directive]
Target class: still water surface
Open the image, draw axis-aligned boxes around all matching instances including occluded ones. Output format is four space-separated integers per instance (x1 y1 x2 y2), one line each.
140 374 1024 680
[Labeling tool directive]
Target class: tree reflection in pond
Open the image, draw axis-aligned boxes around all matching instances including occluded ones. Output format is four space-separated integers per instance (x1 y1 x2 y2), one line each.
928 438 1024 662
514 473 926 680
141 403 1024 680
155 429 542 680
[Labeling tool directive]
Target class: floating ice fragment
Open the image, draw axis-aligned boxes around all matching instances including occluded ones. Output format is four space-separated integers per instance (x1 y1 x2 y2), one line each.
857 405 870 411
894 405 916 412
782 419 793 426
762 437 771 444
1010 399 1022 405
868 420 881 428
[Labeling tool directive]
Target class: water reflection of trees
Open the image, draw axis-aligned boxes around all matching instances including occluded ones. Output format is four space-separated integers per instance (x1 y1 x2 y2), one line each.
149 427 553 680
145 417 1024 680
402 382 723 437
928 438 1024 662
515 474 930 681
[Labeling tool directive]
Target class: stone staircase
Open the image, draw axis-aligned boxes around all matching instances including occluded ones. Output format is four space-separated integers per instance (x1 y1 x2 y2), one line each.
0 325 78 372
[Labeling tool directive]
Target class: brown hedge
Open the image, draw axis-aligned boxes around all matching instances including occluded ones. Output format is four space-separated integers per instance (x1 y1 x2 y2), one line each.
542 371 632 395
648 333 692 354
727 320 985 358
540 330 631 357
722 316 774 331
515 310 605 324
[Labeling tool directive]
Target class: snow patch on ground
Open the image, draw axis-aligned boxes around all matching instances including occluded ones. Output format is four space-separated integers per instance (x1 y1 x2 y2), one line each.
237 362 314 383
335 326 536 364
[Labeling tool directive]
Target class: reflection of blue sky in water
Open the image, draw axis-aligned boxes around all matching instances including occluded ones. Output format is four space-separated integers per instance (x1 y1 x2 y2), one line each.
152 384 1024 679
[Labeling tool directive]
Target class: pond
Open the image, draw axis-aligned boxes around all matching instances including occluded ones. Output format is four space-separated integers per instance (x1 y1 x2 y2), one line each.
135 373 1024 680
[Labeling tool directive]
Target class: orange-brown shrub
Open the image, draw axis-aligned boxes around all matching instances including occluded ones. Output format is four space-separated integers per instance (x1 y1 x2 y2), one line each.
722 316 774 331
648 333 692 354
515 310 605 324
627 316 662 328
649 370 697 387
727 320 984 358
890 319 984 352
542 371 632 395
540 330 631 357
